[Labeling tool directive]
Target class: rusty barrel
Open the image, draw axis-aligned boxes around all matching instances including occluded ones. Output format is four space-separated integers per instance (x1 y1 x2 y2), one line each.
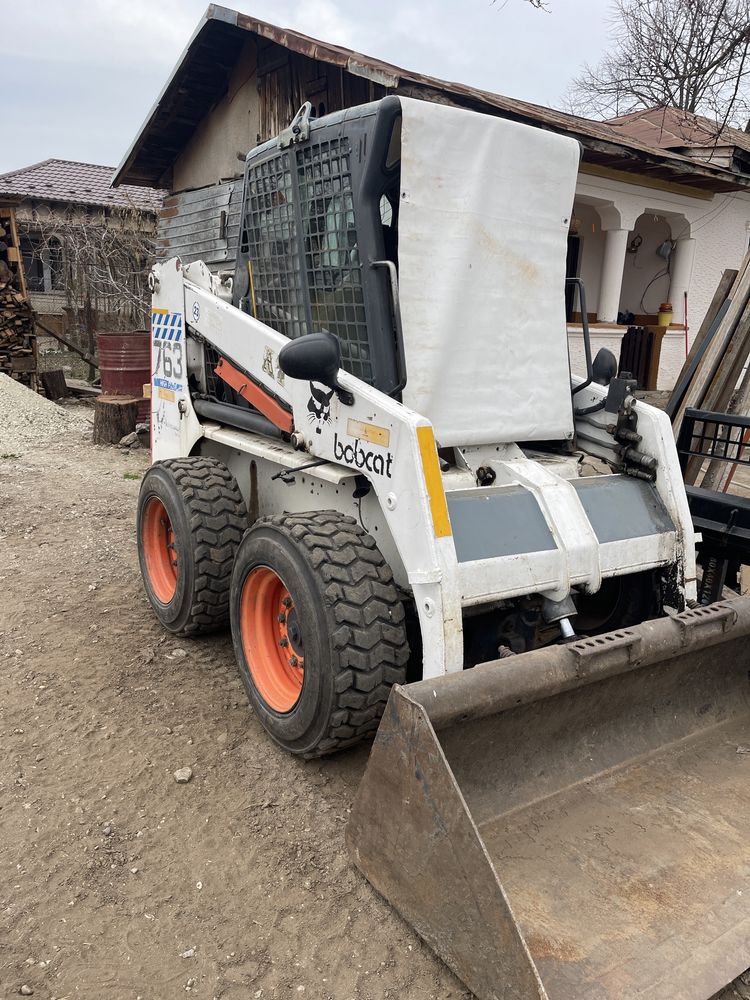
347 600 750 1000
97 331 150 422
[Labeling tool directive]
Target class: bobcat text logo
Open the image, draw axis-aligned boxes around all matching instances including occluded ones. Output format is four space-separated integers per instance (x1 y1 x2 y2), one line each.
334 433 394 478
307 382 333 433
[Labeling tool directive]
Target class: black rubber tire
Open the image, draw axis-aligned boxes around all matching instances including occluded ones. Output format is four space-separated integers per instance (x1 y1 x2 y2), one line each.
230 511 409 757
137 457 247 636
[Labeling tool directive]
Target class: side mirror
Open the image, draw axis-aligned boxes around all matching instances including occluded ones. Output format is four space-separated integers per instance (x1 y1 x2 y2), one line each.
278 331 353 404
592 347 617 387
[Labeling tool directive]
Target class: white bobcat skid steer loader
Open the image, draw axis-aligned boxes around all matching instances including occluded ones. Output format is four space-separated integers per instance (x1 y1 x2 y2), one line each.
138 97 750 999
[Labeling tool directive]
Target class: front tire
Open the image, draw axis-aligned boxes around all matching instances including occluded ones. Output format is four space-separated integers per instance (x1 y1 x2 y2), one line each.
231 511 409 757
137 458 247 636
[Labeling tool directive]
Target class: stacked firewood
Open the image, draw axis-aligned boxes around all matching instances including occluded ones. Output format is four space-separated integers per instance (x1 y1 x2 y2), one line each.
0 258 36 377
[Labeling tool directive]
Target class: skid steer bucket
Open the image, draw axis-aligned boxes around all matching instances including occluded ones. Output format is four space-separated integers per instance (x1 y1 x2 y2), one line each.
347 600 750 1000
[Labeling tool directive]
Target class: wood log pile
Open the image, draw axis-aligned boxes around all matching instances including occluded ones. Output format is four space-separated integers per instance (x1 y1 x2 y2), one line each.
0 207 37 388
668 249 750 489
0 259 36 377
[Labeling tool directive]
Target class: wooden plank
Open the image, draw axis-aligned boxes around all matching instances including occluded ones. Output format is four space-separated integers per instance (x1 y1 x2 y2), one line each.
34 317 98 368
10 356 36 372
6 208 28 299
65 377 100 397
701 299 750 414
702 357 750 491
41 369 68 400
668 268 737 423
672 251 750 432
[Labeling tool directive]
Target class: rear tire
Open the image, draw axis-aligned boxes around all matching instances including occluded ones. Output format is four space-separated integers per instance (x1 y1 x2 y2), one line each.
231 511 409 757
137 458 247 636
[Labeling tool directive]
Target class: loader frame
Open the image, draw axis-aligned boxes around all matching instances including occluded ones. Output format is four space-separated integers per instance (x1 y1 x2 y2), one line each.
150 253 696 680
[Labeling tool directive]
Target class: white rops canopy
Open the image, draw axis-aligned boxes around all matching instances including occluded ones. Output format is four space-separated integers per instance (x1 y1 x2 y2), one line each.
397 97 580 447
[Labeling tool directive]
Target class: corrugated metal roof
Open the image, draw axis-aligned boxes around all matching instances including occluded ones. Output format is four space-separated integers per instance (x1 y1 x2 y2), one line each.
113 4 750 194
0 158 165 212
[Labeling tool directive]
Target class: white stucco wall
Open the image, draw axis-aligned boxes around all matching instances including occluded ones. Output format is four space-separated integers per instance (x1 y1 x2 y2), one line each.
619 213 673 316
574 202 605 315
570 170 750 389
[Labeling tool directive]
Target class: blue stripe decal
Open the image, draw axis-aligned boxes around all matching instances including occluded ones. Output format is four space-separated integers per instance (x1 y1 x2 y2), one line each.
151 310 183 342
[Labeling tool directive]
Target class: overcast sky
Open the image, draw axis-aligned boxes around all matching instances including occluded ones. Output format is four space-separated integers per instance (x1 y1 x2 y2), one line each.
3 0 611 176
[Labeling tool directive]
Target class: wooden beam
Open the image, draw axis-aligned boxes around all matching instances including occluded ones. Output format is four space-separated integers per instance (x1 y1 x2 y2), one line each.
668 268 738 425
672 253 750 436
579 162 715 201
34 317 99 368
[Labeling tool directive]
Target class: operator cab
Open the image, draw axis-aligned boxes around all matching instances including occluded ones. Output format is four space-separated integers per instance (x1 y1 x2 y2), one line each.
232 98 404 396
209 96 581 456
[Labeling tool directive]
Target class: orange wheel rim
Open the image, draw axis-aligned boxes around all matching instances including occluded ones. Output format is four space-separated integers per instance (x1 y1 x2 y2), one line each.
142 497 178 604
240 566 304 713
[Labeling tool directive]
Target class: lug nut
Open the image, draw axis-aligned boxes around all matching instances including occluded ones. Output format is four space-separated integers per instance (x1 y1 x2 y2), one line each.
282 596 292 608
289 656 299 667
279 637 289 648
278 613 286 623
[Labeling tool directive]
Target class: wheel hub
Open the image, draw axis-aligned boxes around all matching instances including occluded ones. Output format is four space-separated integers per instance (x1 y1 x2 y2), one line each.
239 567 305 713
142 496 178 604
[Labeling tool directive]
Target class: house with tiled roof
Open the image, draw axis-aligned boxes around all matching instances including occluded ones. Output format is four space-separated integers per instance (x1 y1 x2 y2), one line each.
113 5 750 388
0 158 164 213
0 158 164 369
607 107 750 175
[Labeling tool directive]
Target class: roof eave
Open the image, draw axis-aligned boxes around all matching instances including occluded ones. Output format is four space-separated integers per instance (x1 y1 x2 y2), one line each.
113 6 750 196
112 4 235 189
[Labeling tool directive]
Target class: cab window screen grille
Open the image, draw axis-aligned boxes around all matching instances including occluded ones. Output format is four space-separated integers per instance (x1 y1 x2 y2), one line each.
297 139 372 383
203 342 222 400
244 152 307 341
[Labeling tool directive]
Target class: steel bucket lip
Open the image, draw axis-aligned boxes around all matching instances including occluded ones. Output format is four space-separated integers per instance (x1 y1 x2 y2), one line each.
348 597 750 1000
404 599 746 731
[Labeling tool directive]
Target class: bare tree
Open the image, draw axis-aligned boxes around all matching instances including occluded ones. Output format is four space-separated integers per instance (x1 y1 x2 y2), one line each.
566 0 750 126
19 204 157 336
494 0 551 10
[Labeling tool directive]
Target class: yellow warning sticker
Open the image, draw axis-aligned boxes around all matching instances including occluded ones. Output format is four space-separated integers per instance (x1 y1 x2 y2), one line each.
157 387 175 402
346 418 390 448
416 425 452 538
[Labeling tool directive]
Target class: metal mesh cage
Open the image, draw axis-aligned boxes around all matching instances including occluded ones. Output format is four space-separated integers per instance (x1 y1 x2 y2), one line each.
677 408 750 471
297 138 372 382
242 136 374 385
203 341 223 400
245 151 307 341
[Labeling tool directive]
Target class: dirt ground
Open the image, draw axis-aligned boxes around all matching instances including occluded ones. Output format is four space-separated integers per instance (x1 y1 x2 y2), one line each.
0 412 469 1000
2 406 749 1000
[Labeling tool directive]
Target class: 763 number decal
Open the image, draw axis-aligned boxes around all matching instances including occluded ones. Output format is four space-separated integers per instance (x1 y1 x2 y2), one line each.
153 338 184 382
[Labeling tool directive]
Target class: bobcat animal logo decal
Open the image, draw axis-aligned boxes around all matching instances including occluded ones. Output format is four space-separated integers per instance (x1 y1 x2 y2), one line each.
307 382 334 433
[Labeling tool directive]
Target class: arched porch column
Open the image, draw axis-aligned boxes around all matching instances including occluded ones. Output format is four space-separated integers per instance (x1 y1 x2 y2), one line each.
593 202 638 323
668 237 696 324
597 228 629 323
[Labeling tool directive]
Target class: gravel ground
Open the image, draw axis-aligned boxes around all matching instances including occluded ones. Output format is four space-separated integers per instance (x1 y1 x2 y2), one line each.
0 374 90 453
0 391 748 1000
